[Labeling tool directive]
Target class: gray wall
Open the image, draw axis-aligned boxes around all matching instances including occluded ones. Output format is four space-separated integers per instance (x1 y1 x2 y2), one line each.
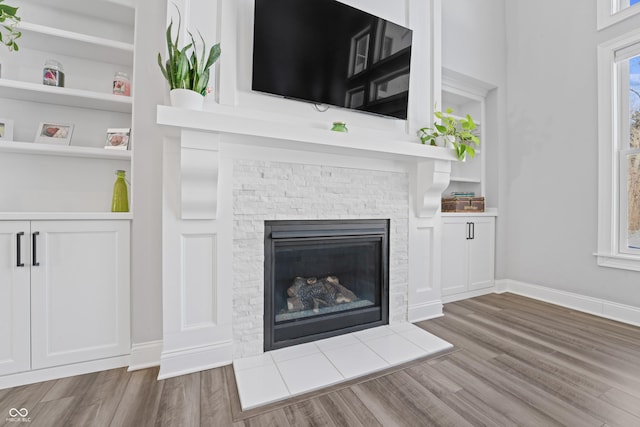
503 0 640 306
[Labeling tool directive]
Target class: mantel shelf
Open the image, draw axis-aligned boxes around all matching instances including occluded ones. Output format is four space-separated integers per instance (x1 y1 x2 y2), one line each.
156 104 457 163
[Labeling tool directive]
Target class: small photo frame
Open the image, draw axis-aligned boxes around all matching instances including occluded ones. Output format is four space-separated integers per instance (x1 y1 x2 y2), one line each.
0 118 14 141
105 128 131 150
35 122 74 145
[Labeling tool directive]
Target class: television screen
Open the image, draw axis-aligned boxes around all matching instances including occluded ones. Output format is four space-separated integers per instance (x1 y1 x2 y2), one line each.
252 0 413 120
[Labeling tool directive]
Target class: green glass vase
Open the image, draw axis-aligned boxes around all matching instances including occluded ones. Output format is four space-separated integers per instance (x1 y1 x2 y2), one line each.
111 170 129 212
331 121 348 133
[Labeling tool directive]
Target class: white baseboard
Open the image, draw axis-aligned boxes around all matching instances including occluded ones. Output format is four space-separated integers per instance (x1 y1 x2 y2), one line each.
408 301 444 323
158 341 233 380
0 355 130 390
128 340 163 371
442 287 495 304
496 279 640 328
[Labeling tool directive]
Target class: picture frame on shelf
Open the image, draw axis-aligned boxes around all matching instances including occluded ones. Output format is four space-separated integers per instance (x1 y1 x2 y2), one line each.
104 128 131 150
0 118 15 141
35 122 74 145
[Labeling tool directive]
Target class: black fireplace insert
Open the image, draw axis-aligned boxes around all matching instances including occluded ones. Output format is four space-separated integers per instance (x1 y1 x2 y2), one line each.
264 219 389 351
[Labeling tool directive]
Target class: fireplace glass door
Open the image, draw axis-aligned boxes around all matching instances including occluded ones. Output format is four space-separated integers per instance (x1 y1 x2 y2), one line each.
264 220 389 351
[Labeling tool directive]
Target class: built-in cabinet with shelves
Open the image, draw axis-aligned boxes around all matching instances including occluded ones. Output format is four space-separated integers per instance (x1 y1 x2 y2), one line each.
441 214 496 302
0 0 135 385
0 220 130 377
439 70 497 301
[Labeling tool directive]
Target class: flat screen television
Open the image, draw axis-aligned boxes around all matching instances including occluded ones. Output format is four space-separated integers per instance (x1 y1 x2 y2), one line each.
252 0 413 120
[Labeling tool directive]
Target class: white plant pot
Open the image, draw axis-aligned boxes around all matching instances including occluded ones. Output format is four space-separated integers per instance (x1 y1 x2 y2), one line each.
170 89 204 110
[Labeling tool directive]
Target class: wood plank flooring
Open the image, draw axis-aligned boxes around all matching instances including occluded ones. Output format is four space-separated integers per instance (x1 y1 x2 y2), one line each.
1 293 639 426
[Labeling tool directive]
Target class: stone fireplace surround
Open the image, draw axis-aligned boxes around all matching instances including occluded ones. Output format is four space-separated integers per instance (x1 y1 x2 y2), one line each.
233 161 407 358
157 105 454 379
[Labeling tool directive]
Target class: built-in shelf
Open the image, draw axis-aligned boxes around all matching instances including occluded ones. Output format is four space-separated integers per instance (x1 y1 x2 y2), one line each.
0 140 131 161
450 176 481 183
0 79 132 113
17 22 134 66
157 104 458 162
28 0 135 25
0 212 133 220
441 208 498 217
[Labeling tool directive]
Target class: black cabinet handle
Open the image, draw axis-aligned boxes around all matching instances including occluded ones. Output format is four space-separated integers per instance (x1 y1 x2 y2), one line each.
466 222 472 240
471 222 475 240
16 232 24 267
32 232 40 267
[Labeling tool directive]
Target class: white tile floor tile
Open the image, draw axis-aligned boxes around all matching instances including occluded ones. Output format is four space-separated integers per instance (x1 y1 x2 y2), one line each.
400 329 453 353
388 322 422 334
277 352 343 395
363 332 427 364
270 341 319 363
233 363 290 410
315 333 360 352
353 325 394 341
323 342 389 379
233 352 274 372
232 326 452 410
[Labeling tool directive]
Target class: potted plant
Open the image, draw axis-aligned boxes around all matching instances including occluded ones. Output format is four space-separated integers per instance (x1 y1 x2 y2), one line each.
157 9 221 110
0 0 21 51
418 108 480 161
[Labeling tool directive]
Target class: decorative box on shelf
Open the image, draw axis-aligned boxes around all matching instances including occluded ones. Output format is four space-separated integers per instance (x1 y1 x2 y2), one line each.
442 196 485 213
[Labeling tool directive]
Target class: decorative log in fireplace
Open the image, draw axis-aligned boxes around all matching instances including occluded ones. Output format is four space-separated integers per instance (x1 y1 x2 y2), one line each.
264 219 389 351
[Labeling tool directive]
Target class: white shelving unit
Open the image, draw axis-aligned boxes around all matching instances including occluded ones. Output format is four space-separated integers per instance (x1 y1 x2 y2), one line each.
0 0 135 214
0 0 135 388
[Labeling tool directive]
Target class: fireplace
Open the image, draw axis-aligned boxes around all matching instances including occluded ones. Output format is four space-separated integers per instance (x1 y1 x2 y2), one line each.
264 219 390 351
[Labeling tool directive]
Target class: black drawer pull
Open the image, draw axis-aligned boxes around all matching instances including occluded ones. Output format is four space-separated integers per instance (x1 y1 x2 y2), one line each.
32 232 40 267
16 232 24 267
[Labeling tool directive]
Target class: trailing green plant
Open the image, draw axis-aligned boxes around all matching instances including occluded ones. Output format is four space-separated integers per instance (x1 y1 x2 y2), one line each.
0 0 21 51
157 8 221 96
418 108 480 161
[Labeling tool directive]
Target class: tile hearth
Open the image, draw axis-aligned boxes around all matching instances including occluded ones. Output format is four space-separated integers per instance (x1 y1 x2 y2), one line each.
232 323 453 410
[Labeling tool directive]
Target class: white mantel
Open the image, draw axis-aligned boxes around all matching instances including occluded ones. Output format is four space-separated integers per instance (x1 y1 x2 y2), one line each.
156 105 453 378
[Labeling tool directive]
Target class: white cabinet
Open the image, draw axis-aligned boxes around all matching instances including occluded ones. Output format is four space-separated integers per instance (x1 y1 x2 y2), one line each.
441 216 495 299
0 220 130 376
0 222 30 376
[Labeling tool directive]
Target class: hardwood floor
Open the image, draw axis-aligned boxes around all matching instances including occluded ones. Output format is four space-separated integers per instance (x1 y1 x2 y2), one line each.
2 293 639 426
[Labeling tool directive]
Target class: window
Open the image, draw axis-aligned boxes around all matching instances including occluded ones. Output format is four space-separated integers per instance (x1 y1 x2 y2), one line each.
598 0 640 30
597 29 640 271
348 29 370 77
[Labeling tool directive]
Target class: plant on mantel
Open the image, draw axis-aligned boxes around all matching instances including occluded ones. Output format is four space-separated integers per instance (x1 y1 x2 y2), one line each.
0 0 21 51
157 7 220 108
418 108 480 162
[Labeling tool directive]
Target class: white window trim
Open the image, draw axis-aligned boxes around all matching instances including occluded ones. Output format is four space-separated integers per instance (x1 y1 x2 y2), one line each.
596 28 640 271
598 0 640 30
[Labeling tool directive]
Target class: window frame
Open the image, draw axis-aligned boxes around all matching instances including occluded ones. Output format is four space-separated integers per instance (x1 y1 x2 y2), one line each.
597 28 640 271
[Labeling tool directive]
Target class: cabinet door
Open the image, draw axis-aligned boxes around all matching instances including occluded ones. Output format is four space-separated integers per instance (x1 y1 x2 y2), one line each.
467 217 495 291
30 221 130 369
0 222 31 376
441 218 469 296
